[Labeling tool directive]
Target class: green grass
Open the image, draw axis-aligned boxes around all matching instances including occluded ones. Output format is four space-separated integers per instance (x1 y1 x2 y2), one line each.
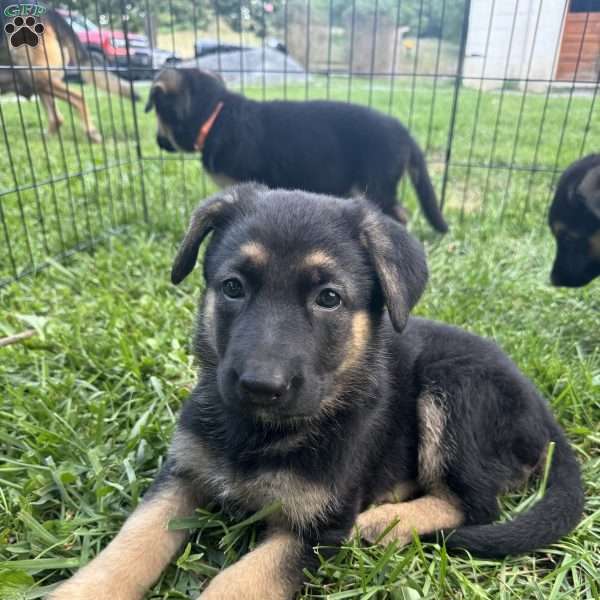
0 78 599 599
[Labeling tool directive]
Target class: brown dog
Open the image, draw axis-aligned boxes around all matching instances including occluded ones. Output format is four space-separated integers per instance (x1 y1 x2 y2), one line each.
0 5 135 143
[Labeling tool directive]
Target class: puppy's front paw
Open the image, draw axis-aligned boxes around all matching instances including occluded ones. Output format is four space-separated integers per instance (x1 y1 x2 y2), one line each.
355 503 413 547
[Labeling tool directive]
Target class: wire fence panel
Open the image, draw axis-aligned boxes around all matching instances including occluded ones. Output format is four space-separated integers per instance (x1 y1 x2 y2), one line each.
0 0 147 286
1 0 599 286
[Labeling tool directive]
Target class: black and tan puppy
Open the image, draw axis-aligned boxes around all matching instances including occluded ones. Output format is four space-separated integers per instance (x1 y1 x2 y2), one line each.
549 154 600 287
50 186 582 600
144 68 448 233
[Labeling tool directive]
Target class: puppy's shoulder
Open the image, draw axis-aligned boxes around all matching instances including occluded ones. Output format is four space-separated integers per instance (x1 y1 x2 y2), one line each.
398 317 512 372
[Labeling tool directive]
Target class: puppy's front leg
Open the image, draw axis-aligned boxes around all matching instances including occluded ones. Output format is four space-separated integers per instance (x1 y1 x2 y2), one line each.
356 493 464 547
198 530 307 600
48 475 197 600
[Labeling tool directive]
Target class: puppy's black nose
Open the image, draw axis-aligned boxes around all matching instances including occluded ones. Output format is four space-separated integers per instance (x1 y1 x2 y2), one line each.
239 371 290 405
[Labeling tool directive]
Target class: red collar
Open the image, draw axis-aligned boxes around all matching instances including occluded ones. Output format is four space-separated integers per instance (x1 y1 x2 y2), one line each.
194 101 224 151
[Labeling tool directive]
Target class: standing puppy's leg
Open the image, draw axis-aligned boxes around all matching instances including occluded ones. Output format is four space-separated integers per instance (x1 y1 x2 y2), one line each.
39 91 64 134
365 179 409 225
47 78 102 144
198 530 308 600
48 474 197 600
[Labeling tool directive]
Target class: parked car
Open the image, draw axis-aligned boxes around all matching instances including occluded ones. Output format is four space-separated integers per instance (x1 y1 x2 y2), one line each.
57 9 180 80
194 37 287 59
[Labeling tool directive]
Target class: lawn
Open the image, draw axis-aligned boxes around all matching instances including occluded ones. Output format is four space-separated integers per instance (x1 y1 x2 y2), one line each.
0 75 599 599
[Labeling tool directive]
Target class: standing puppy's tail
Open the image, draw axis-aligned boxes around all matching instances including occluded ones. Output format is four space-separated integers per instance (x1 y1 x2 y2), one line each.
441 432 584 558
408 144 448 233
82 54 138 100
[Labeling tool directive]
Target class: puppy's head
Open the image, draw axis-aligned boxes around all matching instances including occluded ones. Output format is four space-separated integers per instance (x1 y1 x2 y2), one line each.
549 155 600 287
145 68 226 153
172 186 428 423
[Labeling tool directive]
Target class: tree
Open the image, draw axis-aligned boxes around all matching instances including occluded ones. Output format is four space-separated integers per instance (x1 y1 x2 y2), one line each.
56 0 466 43
56 0 210 33
309 0 466 43
213 0 283 38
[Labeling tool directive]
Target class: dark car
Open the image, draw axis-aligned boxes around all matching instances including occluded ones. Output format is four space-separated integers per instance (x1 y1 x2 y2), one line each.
194 37 287 59
57 9 180 80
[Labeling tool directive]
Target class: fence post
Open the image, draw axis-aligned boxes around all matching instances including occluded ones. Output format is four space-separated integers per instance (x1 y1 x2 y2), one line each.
440 0 472 210
120 0 149 223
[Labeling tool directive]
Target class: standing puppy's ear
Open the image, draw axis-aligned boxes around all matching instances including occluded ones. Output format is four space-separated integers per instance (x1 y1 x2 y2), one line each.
171 183 266 284
578 165 600 219
361 211 428 332
144 82 164 113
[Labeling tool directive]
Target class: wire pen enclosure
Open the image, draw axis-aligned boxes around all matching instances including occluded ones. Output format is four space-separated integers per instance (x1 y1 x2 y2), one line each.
1 3 599 599
1 0 599 285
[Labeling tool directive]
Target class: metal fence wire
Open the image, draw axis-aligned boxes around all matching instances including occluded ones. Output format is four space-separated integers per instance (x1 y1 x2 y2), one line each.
1 0 599 286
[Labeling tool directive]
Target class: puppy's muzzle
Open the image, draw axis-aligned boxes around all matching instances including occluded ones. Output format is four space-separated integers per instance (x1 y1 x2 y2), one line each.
236 362 303 408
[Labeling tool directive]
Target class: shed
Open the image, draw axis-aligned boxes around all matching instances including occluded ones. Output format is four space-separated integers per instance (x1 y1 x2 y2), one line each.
463 0 600 91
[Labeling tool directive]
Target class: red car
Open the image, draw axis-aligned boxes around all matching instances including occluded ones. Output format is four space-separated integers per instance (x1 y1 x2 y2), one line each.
57 9 179 80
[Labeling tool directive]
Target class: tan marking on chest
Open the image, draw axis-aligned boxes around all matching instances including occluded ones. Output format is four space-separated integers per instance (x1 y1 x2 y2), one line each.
235 470 338 529
169 428 222 488
168 428 337 529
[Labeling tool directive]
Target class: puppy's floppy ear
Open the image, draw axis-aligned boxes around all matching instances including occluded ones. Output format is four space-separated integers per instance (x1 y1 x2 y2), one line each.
171 183 266 285
578 165 600 218
144 82 165 113
171 192 236 285
361 211 428 332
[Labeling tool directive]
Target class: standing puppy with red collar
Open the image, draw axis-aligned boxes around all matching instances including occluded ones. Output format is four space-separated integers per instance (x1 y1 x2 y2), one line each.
144 68 448 233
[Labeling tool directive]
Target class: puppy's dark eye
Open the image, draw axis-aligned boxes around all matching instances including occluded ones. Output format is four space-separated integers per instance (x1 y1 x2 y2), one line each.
315 289 341 310
222 278 245 299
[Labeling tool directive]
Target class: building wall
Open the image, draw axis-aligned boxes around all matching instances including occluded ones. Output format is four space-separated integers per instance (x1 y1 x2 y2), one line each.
463 0 567 91
556 12 600 81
